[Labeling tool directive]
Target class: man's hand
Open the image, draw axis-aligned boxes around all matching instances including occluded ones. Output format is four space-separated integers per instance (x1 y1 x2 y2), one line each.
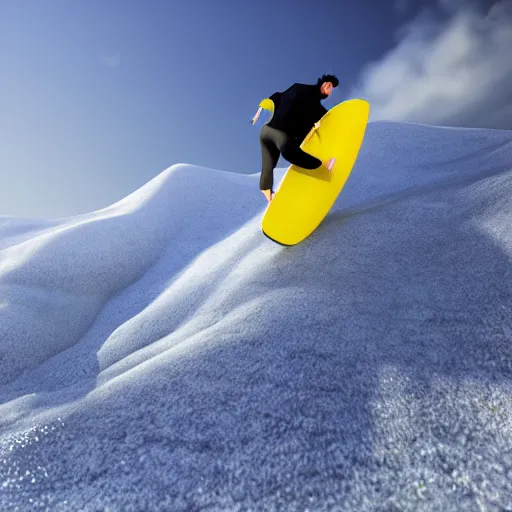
250 107 263 126
304 122 321 143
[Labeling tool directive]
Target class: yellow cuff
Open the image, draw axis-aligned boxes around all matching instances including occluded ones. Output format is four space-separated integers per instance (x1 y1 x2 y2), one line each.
259 98 275 111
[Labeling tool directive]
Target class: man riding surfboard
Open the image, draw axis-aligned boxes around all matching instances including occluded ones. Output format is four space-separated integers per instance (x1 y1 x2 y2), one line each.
251 74 339 203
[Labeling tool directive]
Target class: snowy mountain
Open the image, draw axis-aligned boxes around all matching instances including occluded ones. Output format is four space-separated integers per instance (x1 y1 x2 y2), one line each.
1 121 511 511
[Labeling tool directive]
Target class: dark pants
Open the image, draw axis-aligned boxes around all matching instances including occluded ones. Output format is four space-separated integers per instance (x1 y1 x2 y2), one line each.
259 124 322 191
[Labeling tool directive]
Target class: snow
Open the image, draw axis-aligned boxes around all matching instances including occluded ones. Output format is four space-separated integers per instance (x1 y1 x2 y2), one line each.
1 120 511 511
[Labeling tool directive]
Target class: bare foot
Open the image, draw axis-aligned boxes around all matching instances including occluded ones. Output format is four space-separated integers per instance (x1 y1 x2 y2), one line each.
261 189 273 203
322 157 336 172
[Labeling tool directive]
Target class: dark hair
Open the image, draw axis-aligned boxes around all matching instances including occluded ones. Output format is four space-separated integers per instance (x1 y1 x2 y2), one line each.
317 74 339 87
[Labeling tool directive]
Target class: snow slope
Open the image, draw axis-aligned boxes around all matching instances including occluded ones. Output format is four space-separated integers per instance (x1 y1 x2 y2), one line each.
1 121 511 511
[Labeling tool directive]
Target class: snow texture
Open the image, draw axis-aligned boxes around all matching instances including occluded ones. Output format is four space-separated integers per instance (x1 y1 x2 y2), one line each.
1 121 512 511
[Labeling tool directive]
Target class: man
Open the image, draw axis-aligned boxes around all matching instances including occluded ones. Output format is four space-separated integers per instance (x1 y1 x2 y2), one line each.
251 74 339 203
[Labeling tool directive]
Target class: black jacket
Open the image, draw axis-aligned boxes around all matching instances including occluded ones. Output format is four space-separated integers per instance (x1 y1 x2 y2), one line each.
266 83 328 140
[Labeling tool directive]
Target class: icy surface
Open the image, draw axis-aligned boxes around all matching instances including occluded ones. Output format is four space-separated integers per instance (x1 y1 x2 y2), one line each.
1 121 512 511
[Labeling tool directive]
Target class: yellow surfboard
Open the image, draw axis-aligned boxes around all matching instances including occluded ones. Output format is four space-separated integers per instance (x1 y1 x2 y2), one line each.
260 98 370 246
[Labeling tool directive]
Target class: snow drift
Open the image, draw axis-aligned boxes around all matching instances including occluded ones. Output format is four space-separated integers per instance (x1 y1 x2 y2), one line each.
1 121 511 511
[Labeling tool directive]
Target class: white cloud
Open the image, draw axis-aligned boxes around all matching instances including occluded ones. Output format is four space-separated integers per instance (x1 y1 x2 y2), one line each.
100 52 121 68
353 0 512 129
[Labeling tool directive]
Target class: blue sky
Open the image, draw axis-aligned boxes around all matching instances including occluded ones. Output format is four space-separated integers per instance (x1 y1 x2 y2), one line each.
1 0 510 218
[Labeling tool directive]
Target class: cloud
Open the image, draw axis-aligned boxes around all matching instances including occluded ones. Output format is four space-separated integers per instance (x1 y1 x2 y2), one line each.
353 0 512 130
100 52 121 68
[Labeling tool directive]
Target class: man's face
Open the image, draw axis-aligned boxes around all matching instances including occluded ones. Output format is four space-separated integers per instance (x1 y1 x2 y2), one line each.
320 81 333 99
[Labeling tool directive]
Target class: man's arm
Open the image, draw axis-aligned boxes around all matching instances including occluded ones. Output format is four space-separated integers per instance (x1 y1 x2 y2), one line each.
251 107 263 125
303 124 318 143
251 91 282 125
307 104 329 131
303 104 328 142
